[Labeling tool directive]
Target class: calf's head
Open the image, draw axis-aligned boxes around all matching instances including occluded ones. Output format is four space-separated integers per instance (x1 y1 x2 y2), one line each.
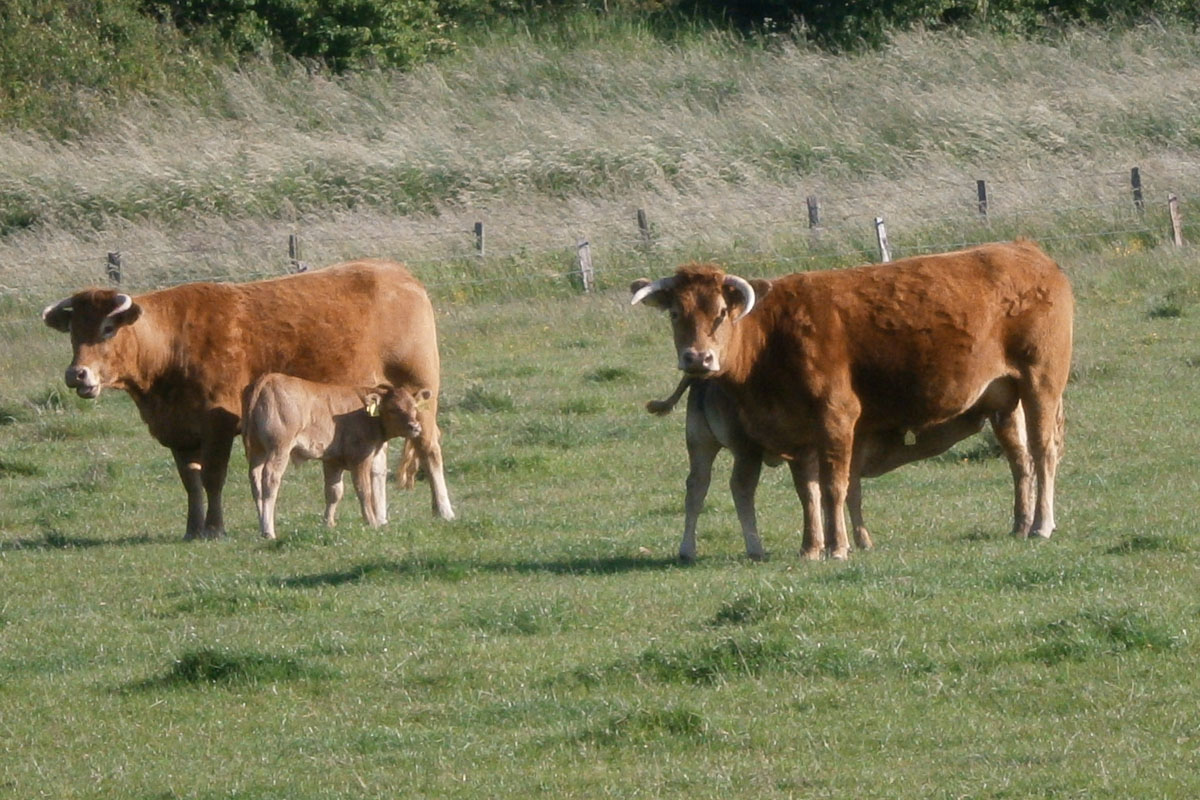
41 289 143 398
364 385 433 440
630 263 768 376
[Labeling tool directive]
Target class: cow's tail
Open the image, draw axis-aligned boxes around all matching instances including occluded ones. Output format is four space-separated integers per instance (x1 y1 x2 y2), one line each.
1054 395 1066 464
645 376 693 416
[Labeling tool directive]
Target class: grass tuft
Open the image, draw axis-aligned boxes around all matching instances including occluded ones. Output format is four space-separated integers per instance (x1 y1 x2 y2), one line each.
1105 534 1191 555
1027 608 1179 665
572 703 713 745
135 648 332 689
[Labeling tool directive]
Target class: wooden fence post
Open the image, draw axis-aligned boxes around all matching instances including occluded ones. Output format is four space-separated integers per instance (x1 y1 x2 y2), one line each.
874 217 891 263
288 234 307 272
1130 167 1144 215
806 195 820 229
977 179 989 220
106 252 122 284
576 240 594 293
474 222 485 257
1168 194 1185 247
636 208 652 248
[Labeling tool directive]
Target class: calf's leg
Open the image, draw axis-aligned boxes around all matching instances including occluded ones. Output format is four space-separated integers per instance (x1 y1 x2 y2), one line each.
323 461 345 527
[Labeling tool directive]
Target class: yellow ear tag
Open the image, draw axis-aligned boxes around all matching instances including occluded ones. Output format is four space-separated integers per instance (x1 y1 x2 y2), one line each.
366 397 381 417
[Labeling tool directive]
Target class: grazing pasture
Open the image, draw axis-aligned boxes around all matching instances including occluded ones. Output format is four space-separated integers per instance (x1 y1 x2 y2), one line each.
2 240 1200 798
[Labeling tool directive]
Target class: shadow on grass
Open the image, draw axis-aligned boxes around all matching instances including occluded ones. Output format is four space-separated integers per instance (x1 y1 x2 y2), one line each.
121 648 333 693
0 530 165 552
273 554 681 589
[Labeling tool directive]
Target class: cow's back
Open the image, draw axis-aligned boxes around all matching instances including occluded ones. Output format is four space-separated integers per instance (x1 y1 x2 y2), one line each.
147 259 438 422
745 240 1072 434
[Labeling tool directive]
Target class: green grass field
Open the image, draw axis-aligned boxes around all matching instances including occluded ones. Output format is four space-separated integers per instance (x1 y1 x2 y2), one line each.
3 239 1200 797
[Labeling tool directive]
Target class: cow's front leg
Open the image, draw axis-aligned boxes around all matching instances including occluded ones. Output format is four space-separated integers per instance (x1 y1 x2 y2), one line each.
173 449 207 540
788 453 824 561
679 422 720 563
729 451 766 562
199 432 235 539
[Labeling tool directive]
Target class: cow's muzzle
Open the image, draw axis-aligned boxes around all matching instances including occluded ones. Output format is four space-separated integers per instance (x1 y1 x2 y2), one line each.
679 348 718 375
65 366 101 398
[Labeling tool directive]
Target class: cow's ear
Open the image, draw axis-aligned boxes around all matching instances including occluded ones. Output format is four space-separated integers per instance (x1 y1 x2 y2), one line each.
110 303 142 329
416 388 433 402
630 278 672 309
42 297 74 332
749 278 772 302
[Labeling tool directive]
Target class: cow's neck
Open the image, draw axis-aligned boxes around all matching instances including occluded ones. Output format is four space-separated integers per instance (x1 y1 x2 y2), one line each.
118 303 176 397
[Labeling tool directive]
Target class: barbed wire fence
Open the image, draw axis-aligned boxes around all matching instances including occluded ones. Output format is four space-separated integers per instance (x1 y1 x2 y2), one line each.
0 164 1192 306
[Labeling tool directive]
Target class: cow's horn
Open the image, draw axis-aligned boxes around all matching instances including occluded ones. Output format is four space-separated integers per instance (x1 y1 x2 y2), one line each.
107 293 133 317
724 275 756 321
630 276 676 306
41 297 73 321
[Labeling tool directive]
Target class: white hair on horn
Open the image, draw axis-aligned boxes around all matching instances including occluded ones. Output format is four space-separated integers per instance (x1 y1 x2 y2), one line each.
41 298 73 320
107 294 133 317
724 275 756 321
630 276 677 306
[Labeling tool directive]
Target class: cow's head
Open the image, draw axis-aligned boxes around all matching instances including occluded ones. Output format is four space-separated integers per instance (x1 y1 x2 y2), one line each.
364 385 433 440
41 289 144 398
631 263 770 376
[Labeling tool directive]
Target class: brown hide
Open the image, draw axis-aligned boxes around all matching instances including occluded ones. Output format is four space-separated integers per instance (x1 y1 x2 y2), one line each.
43 259 454 538
633 240 1072 559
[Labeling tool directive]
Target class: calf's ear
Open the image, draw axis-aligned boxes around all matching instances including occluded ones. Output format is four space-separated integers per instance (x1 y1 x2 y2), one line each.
364 393 382 417
749 278 772 301
41 297 75 332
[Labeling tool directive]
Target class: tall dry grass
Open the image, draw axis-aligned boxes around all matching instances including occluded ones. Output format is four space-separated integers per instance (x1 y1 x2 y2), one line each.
2 21 1199 298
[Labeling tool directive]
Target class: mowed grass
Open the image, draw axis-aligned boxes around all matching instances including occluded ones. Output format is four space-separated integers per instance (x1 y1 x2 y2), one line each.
1 240 1199 798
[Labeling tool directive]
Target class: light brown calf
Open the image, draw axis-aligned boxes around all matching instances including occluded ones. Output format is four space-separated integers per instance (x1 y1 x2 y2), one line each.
243 373 430 539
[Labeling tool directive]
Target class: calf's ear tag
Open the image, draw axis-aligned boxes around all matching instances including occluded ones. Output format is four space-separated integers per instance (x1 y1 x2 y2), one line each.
366 397 381 417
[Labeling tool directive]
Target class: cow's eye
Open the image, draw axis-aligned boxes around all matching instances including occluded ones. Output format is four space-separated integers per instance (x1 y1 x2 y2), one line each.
668 309 679 321
100 320 117 340
714 308 728 326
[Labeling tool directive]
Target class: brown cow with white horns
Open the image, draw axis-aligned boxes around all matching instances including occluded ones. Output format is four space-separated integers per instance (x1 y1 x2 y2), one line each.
41 259 455 540
632 240 1072 560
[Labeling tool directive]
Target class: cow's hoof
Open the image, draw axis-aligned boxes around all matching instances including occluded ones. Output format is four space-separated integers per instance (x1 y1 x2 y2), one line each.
746 551 768 563
1029 528 1054 541
829 548 850 561
678 552 696 565
800 549 823 561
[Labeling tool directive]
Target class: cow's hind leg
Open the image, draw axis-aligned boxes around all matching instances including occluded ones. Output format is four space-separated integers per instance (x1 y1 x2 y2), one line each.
788 453 825 561
991 404 1035 538
1023 389 1064 539
414 424 454 520
396 439 419 490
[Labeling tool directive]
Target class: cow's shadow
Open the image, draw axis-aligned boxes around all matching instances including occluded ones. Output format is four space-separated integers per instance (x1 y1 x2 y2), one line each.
272 553 680 589
0 531 167 552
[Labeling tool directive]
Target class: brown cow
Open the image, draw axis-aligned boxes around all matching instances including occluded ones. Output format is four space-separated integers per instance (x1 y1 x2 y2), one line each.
647 376 1033 562
242 373 431 539
632 240 1072 559
41 259 455 539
